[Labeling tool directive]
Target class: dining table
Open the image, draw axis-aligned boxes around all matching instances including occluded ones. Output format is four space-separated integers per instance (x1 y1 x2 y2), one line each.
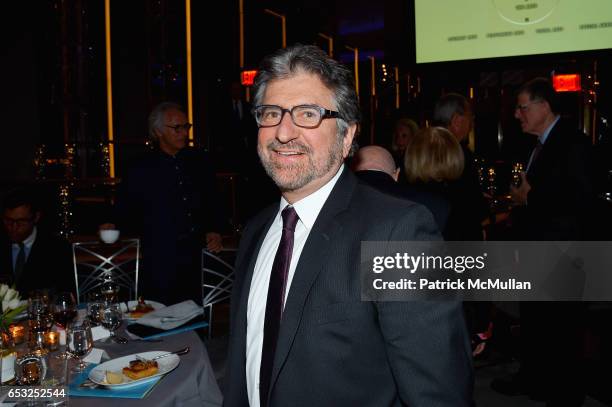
3 325 223 407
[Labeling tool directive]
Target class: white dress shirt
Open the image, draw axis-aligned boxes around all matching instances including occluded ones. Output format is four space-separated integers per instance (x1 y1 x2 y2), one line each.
245 165 344 407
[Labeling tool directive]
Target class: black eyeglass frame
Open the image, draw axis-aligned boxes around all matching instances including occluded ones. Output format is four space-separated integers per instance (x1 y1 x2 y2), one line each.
165 123 193 132
252 104 341 129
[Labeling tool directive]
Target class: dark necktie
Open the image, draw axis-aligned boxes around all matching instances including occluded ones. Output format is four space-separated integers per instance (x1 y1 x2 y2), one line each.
527 141 543 173
14 242 26 280
260 206 299 407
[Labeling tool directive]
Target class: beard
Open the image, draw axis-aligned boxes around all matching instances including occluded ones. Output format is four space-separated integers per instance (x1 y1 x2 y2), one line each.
258 136 345 193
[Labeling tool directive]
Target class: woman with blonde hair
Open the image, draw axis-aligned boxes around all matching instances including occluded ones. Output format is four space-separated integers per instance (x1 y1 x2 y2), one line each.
391 117 420 172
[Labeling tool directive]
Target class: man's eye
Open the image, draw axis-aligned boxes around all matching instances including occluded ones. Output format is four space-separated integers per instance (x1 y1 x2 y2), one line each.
263 110 280 119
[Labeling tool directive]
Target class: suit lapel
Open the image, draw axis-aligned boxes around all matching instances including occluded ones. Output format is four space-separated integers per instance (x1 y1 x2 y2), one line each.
269 169 357 394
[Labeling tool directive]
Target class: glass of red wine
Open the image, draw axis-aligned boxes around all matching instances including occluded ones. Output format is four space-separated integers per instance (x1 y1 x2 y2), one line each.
53 292 77 359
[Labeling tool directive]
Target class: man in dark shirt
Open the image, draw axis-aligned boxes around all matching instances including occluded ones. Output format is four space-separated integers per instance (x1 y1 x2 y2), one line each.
1 188 74 295
101 102 224 305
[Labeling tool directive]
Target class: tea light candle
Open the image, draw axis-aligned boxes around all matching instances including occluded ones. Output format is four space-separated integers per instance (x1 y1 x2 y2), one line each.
9 324 25 344
44 331 59 351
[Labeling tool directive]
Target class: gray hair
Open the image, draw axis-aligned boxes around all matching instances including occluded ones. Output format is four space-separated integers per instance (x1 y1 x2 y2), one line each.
252 44 361 140
148 102 185 139
432 93 468 128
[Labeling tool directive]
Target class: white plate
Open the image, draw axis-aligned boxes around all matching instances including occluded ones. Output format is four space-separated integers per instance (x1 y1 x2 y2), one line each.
120 300 165 321
88 350 179 388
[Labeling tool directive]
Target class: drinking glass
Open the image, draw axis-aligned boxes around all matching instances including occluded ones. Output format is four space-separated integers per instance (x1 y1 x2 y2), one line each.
86 292 104 325
98 303 125 343
66 321 93 373
53 292 77 359
53 292 77 329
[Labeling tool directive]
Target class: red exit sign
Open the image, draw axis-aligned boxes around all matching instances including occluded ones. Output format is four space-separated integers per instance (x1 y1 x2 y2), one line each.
241 70 258 86
553 74 581 92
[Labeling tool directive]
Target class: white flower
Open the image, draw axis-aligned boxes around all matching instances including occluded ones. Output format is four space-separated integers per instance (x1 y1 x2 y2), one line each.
4 288 17 302
2 300 9 313
0 284 8 298
6 298 21 311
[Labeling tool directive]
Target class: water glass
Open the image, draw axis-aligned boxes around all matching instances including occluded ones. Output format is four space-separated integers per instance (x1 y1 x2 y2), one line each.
98 303 124 343
67 321 93 373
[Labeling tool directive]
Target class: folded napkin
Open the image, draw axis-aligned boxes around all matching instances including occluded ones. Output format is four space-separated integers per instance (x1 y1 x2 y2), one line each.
136 300 203 330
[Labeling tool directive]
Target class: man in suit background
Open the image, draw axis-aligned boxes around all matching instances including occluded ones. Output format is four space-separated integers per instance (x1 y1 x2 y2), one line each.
492 78 593 407
352 144 449 231
100 102 224 305
224 44 473 407
432 93 488 241
1 188 74 294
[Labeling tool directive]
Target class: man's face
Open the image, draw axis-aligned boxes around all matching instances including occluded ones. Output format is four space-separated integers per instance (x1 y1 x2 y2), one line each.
3 205 39 243
257 71 355 202
155 109 189 155
514 92 550 136
451 103 473 142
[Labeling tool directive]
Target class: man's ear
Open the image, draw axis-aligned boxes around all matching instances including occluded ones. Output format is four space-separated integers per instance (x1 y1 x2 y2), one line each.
33 211 41 224
392 168 400 182
342 124 357 158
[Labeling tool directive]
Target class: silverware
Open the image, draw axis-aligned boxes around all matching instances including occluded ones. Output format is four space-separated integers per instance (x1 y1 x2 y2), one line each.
79 379 108 390
135 346 190 362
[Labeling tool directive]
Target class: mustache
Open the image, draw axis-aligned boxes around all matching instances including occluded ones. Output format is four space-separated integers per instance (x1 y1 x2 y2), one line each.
265 140 311 154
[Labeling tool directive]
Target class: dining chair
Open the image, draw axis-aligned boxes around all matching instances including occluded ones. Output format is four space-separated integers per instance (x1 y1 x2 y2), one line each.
72 239 140 304
201 249 235 339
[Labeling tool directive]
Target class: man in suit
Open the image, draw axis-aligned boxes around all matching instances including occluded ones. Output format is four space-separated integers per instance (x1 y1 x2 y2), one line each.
352 145 449 231
492 78 592 407
224 44 473 407
432 93 488 241
100 102 224 305
1 188 74 294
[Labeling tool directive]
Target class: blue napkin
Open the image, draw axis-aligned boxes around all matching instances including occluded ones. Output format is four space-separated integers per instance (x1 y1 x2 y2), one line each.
68 364 161 399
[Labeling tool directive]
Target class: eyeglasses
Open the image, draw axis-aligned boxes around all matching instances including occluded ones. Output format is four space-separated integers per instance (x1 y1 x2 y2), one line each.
252 104 341 129
3 216 34 227
515 100 543 113
165 123 192 132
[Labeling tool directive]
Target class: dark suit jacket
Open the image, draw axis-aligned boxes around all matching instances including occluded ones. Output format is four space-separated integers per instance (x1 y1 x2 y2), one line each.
444 145 488 241
354 169 450 232
512 119 593 240
0 231 75 295
224 169 473 407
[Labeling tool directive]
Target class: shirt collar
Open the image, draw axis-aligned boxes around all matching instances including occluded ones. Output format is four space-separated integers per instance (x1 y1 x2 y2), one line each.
539 115 560 145
14 226 37 249
278 164 345 230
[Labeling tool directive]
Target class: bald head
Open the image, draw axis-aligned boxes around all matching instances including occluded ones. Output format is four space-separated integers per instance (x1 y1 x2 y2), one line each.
352 146 399 181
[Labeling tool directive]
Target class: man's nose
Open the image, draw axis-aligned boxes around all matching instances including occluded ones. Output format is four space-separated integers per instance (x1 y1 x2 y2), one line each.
275 112 299 143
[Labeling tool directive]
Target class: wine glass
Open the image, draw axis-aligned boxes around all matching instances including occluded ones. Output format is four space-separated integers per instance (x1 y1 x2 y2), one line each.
53 292 77 329
86 292 104 325
53 292 77 359
67 320 93 373
98 303 126 343
100 277 120 303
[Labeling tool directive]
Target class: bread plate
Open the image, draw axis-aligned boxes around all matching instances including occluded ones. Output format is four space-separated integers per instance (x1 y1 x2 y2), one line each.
88 350 179 388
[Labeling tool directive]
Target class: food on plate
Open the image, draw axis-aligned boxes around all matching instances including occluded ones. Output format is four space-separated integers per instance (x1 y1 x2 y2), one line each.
105 370 124 384
129 297 155 318
122 359 159 380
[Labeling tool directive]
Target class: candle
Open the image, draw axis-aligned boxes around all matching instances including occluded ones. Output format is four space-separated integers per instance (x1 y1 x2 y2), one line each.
9 324 25 345
44 332 59 351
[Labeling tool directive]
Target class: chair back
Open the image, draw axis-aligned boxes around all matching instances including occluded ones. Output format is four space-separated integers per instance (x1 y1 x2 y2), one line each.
72 239 140 304
201 249 235 338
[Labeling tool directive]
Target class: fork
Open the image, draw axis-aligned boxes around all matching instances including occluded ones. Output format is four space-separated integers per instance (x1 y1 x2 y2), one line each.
135 346 190 362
